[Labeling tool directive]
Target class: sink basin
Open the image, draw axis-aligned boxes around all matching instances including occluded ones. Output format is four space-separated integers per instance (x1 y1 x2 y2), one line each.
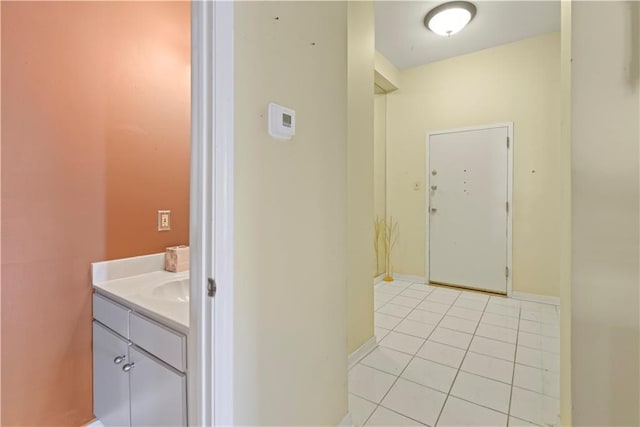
151 279 189 302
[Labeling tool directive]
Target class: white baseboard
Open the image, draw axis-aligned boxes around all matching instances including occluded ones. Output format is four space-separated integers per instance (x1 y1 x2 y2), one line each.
392 273 426 284
511 291 560 306
337 412 353 427
84 419 104 427
348 336 377 369
379 277 560 307
373 273 426 285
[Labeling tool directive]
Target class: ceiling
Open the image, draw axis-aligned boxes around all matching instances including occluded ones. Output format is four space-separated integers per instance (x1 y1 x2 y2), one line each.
375 1 560 69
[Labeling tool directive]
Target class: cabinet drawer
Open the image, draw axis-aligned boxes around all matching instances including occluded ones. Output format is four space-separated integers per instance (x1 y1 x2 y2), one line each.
130 312 186 371
93 293 130 338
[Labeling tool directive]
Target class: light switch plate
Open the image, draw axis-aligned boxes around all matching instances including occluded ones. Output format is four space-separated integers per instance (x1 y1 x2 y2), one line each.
158 210 171 231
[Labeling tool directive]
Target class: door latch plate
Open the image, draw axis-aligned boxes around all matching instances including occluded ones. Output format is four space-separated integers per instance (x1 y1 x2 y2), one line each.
207 278 217 298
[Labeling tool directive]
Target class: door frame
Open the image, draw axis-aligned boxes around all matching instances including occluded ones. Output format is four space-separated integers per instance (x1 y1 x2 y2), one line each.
189 1 234 426
425 122 513 296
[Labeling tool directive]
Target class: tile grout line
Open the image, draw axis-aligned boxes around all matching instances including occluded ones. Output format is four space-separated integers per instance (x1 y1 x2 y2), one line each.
363 282 438 425
375 288 464 426
370 285 556 427
367 283 466 425
432 291 491 427
368 406 429 426
361 355 511 394
506 302 522 426
377 292 489 333
357 360 523 418
366 342 555 390
511 307 562 427
351 393 430 427
371 285 559 427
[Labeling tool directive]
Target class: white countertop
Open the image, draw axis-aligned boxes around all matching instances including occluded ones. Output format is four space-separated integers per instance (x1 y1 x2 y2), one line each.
92 253 189 333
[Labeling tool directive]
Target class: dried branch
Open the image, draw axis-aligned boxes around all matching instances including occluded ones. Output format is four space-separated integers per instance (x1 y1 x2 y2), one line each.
383 217 399 282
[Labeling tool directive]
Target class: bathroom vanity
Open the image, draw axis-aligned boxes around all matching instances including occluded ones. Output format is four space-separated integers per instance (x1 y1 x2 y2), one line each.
91 254 189 427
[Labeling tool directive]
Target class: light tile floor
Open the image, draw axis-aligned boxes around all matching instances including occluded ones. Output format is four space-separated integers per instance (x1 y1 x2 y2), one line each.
349 280 560 427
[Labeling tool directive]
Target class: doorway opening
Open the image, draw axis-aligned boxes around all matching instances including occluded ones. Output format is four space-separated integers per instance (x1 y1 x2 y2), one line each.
352 2 564 426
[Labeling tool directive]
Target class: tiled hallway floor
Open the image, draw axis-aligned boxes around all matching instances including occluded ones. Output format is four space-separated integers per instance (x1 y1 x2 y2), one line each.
348 280 560 427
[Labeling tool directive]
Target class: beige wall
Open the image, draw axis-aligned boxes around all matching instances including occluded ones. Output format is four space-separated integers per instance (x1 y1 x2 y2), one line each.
234 2 348 424
386 32 565 297
374 93 387 276
571 2 639 425
559 1 572 424
375 51 400 92
347 1 375 354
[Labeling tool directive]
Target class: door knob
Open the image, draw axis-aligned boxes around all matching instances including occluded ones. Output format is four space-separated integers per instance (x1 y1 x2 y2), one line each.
122 363 135 372
113 355 126 365
431 208 437 213
431 185 437 191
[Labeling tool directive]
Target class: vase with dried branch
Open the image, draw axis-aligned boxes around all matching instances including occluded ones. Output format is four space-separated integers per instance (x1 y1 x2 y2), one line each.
382 217 398 282
373 217 384 277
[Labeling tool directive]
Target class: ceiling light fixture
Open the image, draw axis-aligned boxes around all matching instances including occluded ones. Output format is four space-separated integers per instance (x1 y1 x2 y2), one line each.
424 1 477 37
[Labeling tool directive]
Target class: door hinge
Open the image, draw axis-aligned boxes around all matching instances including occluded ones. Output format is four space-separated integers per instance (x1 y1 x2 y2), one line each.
207 278 217 298
506 201 509 213
505 267 510 278
507 136 510 149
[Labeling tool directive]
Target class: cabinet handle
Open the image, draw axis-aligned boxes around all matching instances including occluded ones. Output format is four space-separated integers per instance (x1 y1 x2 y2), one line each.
113 355 126 365
122 363 135 372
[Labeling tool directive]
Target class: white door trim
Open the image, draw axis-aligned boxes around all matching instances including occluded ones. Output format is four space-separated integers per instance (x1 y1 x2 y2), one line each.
425 122 513 296
189 1 234 426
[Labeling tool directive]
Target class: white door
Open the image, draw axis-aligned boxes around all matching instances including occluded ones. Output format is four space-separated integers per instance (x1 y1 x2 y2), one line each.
428 125 511 293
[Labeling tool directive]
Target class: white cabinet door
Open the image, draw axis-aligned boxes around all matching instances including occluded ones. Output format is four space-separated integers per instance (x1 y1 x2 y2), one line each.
93 321 131 427
429 126 509 293
129 346 187 427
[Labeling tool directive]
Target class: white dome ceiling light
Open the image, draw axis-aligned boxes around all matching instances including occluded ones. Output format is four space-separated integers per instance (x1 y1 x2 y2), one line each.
424 1 477 37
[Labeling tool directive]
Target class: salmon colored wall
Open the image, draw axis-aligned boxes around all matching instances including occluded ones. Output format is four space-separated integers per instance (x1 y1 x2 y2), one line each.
104 3 191 260
0 2 189 425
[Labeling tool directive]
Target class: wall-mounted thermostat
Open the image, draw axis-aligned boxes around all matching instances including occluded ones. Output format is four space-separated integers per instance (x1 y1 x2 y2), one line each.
268 103 295 140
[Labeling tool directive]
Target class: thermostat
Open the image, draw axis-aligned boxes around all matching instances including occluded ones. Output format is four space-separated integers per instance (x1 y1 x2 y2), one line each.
268 103 295 140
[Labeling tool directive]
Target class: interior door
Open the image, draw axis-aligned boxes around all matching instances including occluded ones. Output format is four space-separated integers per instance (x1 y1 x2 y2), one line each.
428 126 509 293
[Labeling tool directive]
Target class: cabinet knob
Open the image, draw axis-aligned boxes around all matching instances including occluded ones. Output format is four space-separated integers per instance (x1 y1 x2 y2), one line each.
113 355 126 365
122 363 135 372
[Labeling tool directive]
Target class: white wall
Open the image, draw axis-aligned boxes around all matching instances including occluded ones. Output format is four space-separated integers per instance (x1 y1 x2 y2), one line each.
233 2 348 424
375 51 400 92
347 1 375 355
374 93 386 275
571 2 639 425
559 1 572 423
385 32 566 297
